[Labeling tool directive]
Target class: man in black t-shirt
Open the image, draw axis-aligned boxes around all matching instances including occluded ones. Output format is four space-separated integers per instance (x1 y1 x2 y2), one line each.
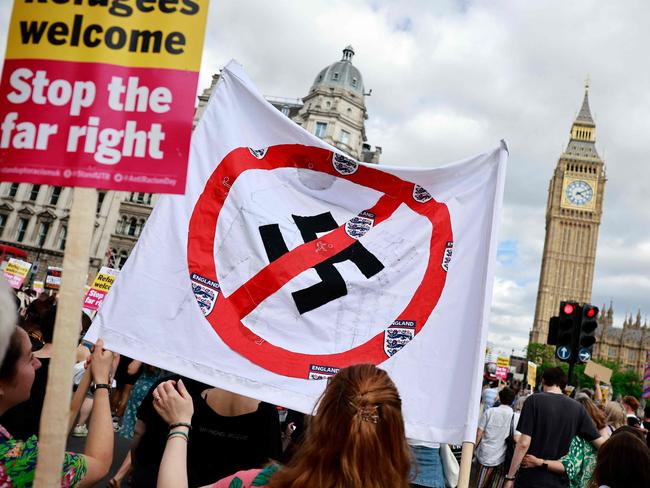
131 375 282 487
503 367 604 488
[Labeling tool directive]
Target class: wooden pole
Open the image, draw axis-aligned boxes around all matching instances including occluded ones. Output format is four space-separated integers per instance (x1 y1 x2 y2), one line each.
34 187 97 487
457 441 474 488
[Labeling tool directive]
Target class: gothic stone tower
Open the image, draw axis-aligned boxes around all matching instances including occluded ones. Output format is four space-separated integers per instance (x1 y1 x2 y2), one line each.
530 84 606 344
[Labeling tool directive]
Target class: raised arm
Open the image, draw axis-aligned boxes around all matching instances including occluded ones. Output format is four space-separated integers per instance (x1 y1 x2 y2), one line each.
593 374 602 403
154 379 194 488
79 339 115 487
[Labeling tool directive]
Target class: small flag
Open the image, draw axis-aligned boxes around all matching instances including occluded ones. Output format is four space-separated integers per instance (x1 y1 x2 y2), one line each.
642 351 650 399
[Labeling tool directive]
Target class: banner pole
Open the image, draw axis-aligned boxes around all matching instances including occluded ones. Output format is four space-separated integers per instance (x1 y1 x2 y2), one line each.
34 187 97 487
457 441 474 488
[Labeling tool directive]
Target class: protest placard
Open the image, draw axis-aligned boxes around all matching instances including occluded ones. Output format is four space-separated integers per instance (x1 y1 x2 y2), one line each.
0 0 209 194
2 257 31 289
495 356 510 380
33 280 44 295
83 266 118 311
584 360 612 385
527 361 537 389
45 266 63 290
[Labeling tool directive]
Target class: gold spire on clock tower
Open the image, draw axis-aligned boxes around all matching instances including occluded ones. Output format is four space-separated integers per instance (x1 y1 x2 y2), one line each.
530 83 607 345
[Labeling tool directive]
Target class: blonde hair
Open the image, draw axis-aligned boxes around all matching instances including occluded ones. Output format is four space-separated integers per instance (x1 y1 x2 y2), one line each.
604 401 626 430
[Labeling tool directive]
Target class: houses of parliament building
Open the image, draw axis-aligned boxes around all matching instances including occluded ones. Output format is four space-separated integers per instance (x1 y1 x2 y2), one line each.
530 83 648 376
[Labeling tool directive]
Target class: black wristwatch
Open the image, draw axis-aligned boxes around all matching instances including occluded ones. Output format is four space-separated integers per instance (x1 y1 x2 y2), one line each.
92 383 111 393
542 462 549 471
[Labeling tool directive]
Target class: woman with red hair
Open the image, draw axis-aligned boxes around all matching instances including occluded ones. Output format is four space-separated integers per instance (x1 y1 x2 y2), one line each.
153 364 412 488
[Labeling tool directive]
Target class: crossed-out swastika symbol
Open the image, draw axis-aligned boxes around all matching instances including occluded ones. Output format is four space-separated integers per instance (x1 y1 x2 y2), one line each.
259 212 384 314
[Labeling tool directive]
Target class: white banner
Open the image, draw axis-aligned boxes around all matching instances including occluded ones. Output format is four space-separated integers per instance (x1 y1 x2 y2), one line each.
87 61 507 443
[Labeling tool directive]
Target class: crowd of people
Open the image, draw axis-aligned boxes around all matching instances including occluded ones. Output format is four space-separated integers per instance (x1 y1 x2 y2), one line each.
2 278 650 487
476 369 650 487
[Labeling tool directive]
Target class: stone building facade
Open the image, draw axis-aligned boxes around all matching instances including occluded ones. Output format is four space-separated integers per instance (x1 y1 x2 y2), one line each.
592 306 649 376
0 184 124 281
530 84 607 344
1 46 379 284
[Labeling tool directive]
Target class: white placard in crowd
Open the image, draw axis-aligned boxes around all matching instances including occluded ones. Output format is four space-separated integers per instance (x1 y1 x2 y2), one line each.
87 61 507 444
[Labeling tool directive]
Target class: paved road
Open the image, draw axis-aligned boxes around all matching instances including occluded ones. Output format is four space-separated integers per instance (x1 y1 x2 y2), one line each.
67 431 132 487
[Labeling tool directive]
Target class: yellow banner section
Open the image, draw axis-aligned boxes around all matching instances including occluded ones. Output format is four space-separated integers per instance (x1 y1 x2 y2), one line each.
5 0 208 70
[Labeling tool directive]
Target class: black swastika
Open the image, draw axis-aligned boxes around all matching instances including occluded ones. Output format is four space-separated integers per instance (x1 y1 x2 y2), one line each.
259 212 384 314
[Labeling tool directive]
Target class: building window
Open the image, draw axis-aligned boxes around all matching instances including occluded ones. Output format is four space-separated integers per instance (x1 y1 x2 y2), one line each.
127 217 137 236
15 218 29 242
118 251 128 270
628 349 638 361
351 77 358 88
0 214 7 238
281 105 290 116
36 221 50 247
117 215 128 234
96 191 106 214
58 225 67 250
315 122 327 138
340 130 351 145
332 72 340 81
137 193 145 204
29 185 41 202
147 194 153 205
608 346 616 358
8 183 19 198
49 186 62 206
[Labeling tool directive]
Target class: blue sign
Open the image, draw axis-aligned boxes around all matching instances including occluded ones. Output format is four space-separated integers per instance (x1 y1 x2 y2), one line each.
556 346 571 361
578 348 591 363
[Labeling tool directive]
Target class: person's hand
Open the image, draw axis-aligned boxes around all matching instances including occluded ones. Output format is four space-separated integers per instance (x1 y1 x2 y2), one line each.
284 422 296 437
503 480 514 488
522 454 542 468
594 373 601 384
89 339 113 384
153 379 194 425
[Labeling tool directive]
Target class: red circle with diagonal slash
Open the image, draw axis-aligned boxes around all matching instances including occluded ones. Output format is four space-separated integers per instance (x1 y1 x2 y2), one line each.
187 144 453 379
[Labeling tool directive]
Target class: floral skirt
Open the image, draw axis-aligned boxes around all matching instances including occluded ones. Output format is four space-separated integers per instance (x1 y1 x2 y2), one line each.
119 369 161 439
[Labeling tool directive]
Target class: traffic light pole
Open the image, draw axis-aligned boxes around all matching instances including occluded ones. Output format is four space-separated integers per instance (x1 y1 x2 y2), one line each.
567 361 576 391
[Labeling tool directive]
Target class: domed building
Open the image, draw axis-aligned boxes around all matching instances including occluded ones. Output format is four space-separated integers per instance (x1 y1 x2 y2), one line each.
195 45 382 163
290 45 381 162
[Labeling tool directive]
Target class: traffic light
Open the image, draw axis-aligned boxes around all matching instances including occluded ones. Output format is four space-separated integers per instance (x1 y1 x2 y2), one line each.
555 301 579 362
577 305 599 363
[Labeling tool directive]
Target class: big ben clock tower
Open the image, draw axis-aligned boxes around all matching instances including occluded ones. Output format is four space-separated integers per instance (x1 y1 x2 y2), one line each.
530 82 606 344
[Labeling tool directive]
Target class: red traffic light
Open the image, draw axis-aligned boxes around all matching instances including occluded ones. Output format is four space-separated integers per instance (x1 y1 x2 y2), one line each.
563 303 575 315
584 306 598 319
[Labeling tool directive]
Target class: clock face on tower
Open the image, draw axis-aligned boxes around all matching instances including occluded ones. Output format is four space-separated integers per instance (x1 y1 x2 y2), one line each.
565 179 593 206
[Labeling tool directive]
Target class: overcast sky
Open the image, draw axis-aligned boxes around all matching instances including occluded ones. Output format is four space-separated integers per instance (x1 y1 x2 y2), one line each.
1 0 649 356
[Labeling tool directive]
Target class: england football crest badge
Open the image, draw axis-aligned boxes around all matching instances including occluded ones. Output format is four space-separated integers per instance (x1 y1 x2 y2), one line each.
308 364 340 380
345 210 375 239
190 273 220 317
442 241 453 272
332 152 359 175
384 320 416 357
248 147 268 159
413 184 433 203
